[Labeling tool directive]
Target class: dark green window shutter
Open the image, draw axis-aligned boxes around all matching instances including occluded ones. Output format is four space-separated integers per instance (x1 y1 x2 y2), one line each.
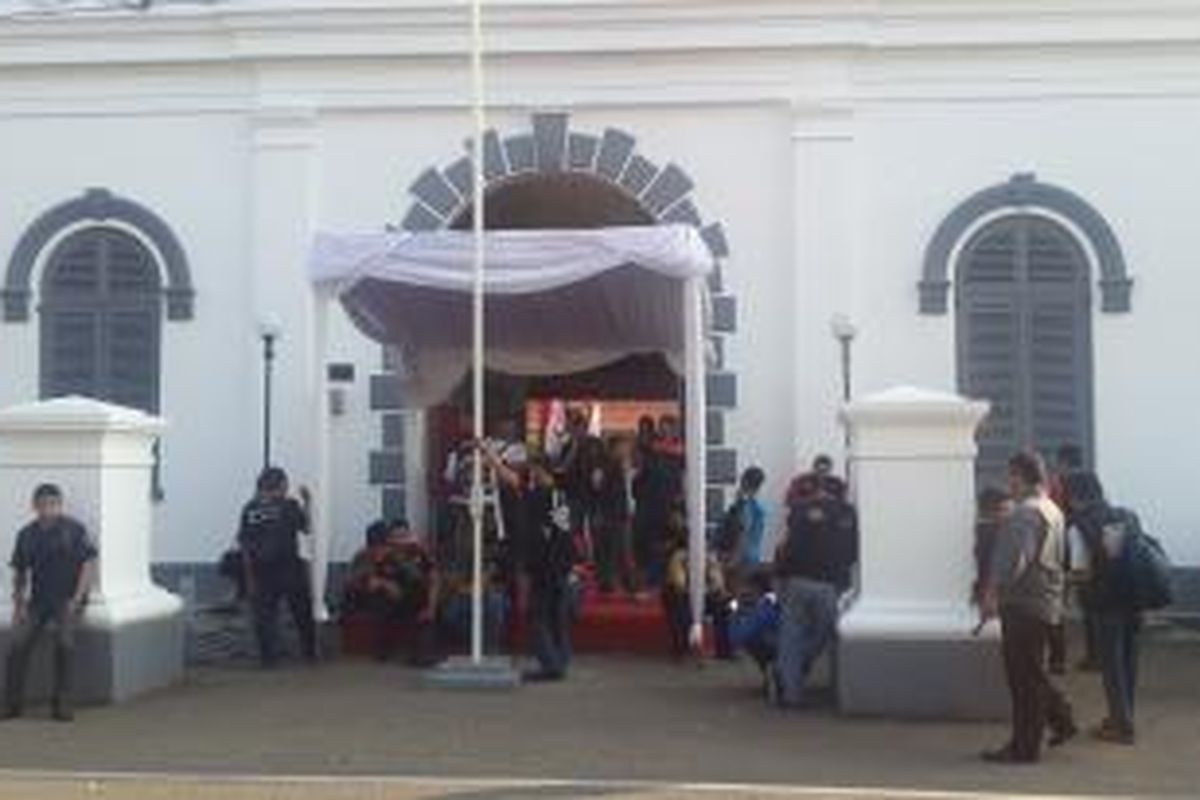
957 221 1021 485
957 215 1093 482
105 309 160 413
43 310 101 401
1026 222 1091 463
40 227 162 414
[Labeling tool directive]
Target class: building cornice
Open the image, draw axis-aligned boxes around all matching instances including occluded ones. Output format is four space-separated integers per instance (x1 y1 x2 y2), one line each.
4 1 1200 67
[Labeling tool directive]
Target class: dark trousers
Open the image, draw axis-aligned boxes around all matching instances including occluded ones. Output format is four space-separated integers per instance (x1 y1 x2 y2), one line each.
530 575 572 676
662 589 690 657
5 606 78 713
594 514 636 594
352 593 435 665
251 559 317 667
1000 609 1075 759
1097 610 1139 734
1082 606 1100 665
708 593 733 659
633 512 665 587
1047 623 1067 671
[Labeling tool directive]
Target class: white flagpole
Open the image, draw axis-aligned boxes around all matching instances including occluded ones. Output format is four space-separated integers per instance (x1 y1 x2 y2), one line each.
469 0 487 666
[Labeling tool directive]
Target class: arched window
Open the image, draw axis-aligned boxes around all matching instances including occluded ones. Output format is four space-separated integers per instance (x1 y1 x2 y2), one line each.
956 215 1093 481
40 226 162 414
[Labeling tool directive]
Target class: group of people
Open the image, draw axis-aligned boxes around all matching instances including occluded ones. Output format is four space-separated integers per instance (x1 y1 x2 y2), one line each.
440 410 687 595
0 434 1156 746
974 445 1153 764
653 454 860 713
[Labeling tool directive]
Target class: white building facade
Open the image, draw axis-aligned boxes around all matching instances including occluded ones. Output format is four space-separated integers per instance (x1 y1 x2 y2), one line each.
1 0 1197 605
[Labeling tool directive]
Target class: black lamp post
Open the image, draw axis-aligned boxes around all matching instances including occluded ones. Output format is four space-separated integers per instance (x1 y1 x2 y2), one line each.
259 317 282 470
830 313 858 476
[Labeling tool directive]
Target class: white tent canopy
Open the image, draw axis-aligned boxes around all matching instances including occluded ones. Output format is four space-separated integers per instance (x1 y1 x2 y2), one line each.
310 224 713 408
307 223 713 650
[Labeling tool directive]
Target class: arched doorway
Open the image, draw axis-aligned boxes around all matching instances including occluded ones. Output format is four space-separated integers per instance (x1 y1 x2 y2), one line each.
451 171 655 230
437 171 678 454
385 117 733 653
372 113 740 537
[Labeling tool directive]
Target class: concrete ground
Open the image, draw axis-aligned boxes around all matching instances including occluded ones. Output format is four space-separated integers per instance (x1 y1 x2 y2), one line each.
0 626 1196 799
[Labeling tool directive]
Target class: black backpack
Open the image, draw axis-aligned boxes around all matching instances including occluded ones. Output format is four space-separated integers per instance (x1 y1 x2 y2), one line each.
715 497 746 557
1108 508 1174 612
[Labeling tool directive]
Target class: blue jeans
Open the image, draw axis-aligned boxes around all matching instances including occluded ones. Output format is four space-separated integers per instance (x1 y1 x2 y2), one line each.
1097 610 1139 733
776 577 838 706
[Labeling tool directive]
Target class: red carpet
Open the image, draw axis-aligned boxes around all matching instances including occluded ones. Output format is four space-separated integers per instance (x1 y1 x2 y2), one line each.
572 587 669 655
341 575 674 658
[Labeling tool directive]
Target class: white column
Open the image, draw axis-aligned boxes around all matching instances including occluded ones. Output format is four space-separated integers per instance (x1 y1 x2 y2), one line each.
792 104 859 472
836 386 1005 718
406 411 430 537
310 283 334 621
249 105 324 608
683 275 708 646
0 397 184 702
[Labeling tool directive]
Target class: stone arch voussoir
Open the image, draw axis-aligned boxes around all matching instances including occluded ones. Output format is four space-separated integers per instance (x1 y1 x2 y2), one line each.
920 173 1133 315
3 187 195 322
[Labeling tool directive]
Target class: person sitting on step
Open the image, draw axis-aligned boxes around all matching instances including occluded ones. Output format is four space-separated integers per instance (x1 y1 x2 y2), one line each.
344 518 439 666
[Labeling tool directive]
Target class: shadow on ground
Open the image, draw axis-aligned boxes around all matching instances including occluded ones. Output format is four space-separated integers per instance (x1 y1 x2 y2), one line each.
0 627 1196 798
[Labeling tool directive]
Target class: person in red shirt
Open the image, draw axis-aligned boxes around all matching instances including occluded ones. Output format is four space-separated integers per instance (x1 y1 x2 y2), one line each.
785 454 835 508
344 519 439 665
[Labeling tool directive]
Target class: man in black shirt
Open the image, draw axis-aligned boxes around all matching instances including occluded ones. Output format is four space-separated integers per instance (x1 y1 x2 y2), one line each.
488 449 575 682
238 467 317 667
773 476 859 707
522 458 576 682
4 484 97 721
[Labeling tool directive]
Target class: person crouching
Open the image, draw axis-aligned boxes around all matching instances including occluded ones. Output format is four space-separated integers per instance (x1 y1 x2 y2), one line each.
344 519 439 666
661 506 733 661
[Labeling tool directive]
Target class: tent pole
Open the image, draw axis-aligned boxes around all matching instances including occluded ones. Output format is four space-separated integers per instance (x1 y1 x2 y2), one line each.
683 275 708 650
469 0 487 666
311 283 333 623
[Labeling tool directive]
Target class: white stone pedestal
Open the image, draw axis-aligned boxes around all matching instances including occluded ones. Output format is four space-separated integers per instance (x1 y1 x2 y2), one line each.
837 387 1006 719
0 397 184 705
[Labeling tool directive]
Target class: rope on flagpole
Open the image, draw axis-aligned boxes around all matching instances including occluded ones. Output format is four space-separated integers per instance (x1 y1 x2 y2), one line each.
469 0 487 666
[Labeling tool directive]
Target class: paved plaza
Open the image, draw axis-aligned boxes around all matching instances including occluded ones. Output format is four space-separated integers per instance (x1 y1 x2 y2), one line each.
0 625 1196 799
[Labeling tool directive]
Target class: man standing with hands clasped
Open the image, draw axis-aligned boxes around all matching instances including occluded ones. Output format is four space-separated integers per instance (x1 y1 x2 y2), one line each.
979 451 1077 764
4 484 97 722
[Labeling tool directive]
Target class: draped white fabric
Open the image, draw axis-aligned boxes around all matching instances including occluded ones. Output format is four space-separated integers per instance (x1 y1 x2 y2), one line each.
310 224 712 292
309 225 714 408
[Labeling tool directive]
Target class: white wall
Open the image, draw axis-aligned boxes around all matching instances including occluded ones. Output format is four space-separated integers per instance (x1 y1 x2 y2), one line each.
2 2 1200 569
0 107 256 563
841 93 1200 563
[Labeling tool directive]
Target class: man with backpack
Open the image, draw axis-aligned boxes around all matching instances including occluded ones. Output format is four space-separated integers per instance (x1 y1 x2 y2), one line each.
772 473 858 708
1063 473 1172 745
715 467 767 578
980 451 1077 764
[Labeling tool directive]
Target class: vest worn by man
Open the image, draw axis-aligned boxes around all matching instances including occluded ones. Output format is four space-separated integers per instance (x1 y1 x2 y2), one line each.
777 496 859 592
994 494 1066 624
